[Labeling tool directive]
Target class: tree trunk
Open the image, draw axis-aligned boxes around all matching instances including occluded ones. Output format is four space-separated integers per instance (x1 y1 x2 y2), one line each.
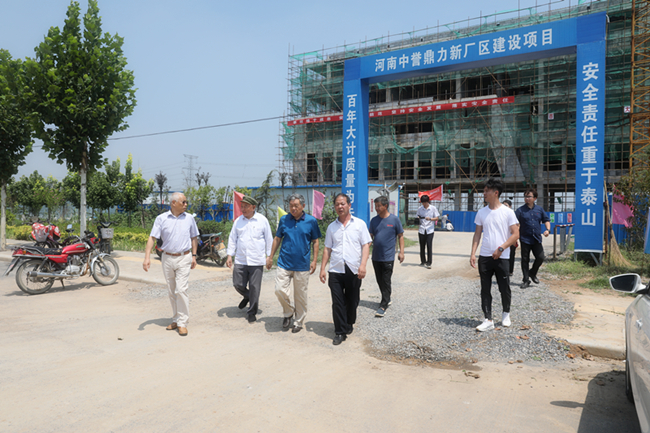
80 164 87 235
1 182 7 251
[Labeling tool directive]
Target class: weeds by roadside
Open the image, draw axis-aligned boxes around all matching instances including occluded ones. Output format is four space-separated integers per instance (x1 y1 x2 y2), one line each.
544 246 649 293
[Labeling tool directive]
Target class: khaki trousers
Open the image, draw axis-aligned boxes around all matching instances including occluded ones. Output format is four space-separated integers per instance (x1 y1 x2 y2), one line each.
274 267 310 327
161 253 191 327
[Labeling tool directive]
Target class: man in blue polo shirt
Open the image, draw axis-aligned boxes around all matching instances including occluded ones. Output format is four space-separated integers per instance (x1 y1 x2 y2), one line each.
516 187 551 289
369 195 404 317
267 193 321 333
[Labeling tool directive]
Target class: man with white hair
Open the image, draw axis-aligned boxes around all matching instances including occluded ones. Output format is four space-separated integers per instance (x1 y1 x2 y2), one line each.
267 193 321 333
143 192 199 337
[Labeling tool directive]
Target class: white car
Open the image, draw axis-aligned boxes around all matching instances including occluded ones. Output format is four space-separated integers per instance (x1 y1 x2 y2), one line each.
610 273 650 433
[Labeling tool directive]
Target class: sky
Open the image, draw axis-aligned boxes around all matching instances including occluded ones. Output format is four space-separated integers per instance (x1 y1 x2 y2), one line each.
2 0 569 191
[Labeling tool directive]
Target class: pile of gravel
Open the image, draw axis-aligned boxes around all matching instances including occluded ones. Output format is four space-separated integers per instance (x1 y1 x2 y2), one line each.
357 276 575 365
128 269 575 365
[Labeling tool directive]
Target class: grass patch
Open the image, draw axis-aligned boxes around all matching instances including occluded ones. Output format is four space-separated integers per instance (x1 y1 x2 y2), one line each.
544 245 650 293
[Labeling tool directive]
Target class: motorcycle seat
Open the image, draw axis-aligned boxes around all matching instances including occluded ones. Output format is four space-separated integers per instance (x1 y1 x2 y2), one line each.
200 233 221 240
21 246 62 255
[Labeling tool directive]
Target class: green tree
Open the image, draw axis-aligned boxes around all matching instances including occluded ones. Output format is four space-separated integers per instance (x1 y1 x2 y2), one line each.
26 0 137 235
124 171 153 229
0 50 33 250
185 184 216 220
105 157 123 213
154 171 168 210
62 171 81 210
10 172 46 217
37 175 64 221
87 171 113 219
253 170 276 224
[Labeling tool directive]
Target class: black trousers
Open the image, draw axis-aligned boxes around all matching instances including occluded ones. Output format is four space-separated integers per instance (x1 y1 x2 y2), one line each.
328 265 362 335
478 256 511 321
508 245 517 275
418 232 434 265
520 241 545 282
372 260 394 309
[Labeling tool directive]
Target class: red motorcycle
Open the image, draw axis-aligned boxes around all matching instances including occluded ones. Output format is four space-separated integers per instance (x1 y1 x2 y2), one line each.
3 230 120 295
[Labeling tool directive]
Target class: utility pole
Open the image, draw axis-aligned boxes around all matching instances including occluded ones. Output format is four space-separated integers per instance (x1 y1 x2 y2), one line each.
183 154 199 189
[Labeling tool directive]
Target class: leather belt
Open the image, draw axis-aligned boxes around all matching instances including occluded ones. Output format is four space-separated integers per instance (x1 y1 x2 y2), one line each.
164 250 191 257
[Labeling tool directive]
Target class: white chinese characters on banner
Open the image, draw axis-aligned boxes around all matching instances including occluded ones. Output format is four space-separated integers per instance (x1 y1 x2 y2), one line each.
579 63 600 228
371 28 553 69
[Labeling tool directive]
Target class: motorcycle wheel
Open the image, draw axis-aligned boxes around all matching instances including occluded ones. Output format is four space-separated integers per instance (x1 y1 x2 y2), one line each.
92 256 120 285
15 259 55 295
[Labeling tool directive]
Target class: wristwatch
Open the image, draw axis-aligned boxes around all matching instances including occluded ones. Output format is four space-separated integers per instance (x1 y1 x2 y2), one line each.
192 254 197 257
498 247 504 252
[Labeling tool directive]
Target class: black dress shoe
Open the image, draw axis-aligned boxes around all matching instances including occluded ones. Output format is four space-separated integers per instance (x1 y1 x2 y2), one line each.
247 314 256 323
291 325 302 333
333 334 347 345
531 276 540 284
238 297 249 309
346 325 354 335
521 280 531 289
282 316 293 329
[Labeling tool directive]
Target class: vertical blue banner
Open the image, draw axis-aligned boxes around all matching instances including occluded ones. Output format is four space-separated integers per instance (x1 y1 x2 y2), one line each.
574 40 606 252
342 59 369 221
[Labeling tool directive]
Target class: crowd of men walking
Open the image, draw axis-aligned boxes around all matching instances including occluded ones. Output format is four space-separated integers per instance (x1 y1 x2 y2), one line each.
142 178 550 344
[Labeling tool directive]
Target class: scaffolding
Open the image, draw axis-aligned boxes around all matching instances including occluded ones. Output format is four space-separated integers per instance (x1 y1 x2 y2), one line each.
630 0 650 168
279 0 634 212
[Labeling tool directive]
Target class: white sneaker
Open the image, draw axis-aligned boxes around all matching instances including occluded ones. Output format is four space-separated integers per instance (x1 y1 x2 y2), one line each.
502 312 511 327
476 319 494 332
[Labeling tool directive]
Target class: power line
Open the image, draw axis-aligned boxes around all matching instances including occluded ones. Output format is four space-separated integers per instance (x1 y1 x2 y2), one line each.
108 115 284 141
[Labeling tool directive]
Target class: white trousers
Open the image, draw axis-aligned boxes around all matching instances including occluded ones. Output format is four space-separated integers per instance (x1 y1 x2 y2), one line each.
274 267 310 327
161 253 191 327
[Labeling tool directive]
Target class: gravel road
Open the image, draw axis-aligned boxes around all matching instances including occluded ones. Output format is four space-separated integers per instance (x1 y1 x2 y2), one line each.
129 260 576 366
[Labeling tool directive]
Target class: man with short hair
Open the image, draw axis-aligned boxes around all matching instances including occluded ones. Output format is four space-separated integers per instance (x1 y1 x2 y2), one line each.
502 199 518 277
226 195 273 323
143 192 199 337
319 193 372 345
369 196 404 317
470 179 519 332
267 193 321 333
417 194 439 269
516 188 551 289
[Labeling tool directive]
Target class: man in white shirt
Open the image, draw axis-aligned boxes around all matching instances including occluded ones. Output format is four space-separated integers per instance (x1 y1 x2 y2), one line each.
226 195 273 323
470 179 520 332
416 194 440 269
319 193 372 345
143 192 199 337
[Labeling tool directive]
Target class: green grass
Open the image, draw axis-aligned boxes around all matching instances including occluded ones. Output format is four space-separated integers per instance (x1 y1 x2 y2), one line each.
543 243 650 293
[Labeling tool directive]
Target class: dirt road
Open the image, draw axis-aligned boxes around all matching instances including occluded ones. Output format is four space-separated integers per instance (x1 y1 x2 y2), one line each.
0 231 640 432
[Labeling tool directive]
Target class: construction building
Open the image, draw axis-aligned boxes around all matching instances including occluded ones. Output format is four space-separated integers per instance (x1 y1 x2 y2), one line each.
279 0 649 217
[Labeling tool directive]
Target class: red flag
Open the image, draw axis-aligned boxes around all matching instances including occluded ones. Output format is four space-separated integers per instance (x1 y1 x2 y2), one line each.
312 190 325 219
233 191 244 220
612 194 633 228
418 185 443 201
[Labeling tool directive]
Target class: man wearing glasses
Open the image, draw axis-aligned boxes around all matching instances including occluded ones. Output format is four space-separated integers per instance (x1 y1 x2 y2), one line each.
143 192 199 337
515 188 551 289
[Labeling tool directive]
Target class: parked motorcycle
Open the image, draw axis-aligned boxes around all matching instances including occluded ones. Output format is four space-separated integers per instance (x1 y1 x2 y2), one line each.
96 221 114 254
29 217 62 248
155 231 227 266
3 230 120 295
